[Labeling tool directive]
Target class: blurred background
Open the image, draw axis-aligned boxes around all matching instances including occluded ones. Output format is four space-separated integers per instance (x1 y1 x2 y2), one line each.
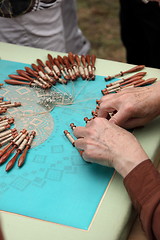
77 0 126 63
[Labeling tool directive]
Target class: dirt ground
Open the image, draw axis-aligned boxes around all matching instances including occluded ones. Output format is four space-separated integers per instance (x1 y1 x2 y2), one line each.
77 0 126 63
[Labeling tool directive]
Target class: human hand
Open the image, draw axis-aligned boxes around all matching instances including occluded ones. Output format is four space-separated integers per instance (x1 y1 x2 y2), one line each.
98 82 160 129
73 118 148 178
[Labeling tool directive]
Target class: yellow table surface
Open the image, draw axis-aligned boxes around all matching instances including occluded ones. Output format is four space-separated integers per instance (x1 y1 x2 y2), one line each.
0 42 160 240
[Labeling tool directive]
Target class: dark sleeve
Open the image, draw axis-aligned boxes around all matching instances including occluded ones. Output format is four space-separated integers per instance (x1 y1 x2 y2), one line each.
124 159 160 240
0 226 4 240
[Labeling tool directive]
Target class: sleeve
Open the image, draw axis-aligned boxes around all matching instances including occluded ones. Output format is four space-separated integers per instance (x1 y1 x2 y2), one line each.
124 159 160 240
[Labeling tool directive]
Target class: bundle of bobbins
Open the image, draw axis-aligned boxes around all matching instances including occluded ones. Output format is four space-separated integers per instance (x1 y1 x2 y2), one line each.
0 97 21 144
0 97 21 114
0 117 15 144
64 64 158 148
0 97 36 172
0 129 36 172
4 52 97 89
102 65 157 95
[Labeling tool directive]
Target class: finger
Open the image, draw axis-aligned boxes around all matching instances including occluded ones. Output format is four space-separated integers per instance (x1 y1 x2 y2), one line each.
73 126 88 138
98 93 123 118
81 151 93 163
98 98 118 118
74 138 86 150
82 149 111 166
121 117 147 129
99 93 117 103
109 109 131 126
98 106 115 118
74 140 92 163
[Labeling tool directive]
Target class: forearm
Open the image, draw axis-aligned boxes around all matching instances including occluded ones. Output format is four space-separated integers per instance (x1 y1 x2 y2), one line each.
124 160 160 240
113 134 149 178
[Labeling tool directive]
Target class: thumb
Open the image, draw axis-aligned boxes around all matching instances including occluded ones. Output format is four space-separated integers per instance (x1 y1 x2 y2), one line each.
121 117 146 129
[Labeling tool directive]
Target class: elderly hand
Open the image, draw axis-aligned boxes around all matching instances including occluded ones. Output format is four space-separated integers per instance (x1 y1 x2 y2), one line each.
73 118 148 178
98 82 160 129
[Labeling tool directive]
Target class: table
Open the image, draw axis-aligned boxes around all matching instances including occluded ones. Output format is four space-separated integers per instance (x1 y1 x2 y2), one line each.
0 42 160 240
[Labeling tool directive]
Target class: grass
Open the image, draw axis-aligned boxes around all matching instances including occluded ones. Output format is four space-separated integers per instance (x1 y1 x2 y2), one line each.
77 0 126 63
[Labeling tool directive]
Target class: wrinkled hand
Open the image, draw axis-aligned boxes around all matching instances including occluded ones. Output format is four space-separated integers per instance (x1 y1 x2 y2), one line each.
98 82 160 129
74 118 148 178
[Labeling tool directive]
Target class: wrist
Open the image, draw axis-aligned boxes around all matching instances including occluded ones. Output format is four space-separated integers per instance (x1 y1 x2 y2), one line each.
114 145 149 178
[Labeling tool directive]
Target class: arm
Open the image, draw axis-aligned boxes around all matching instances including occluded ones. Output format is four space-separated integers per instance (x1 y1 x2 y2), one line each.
73 118 160 239
124 160 160 240
0 224 4 240
74 118 148 177
98 81 160 129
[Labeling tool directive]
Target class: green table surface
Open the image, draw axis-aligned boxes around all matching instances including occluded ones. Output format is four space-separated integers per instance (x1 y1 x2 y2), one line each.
0 42 160 240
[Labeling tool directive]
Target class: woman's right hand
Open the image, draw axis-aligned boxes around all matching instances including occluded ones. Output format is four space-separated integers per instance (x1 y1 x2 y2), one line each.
98 81 160 129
